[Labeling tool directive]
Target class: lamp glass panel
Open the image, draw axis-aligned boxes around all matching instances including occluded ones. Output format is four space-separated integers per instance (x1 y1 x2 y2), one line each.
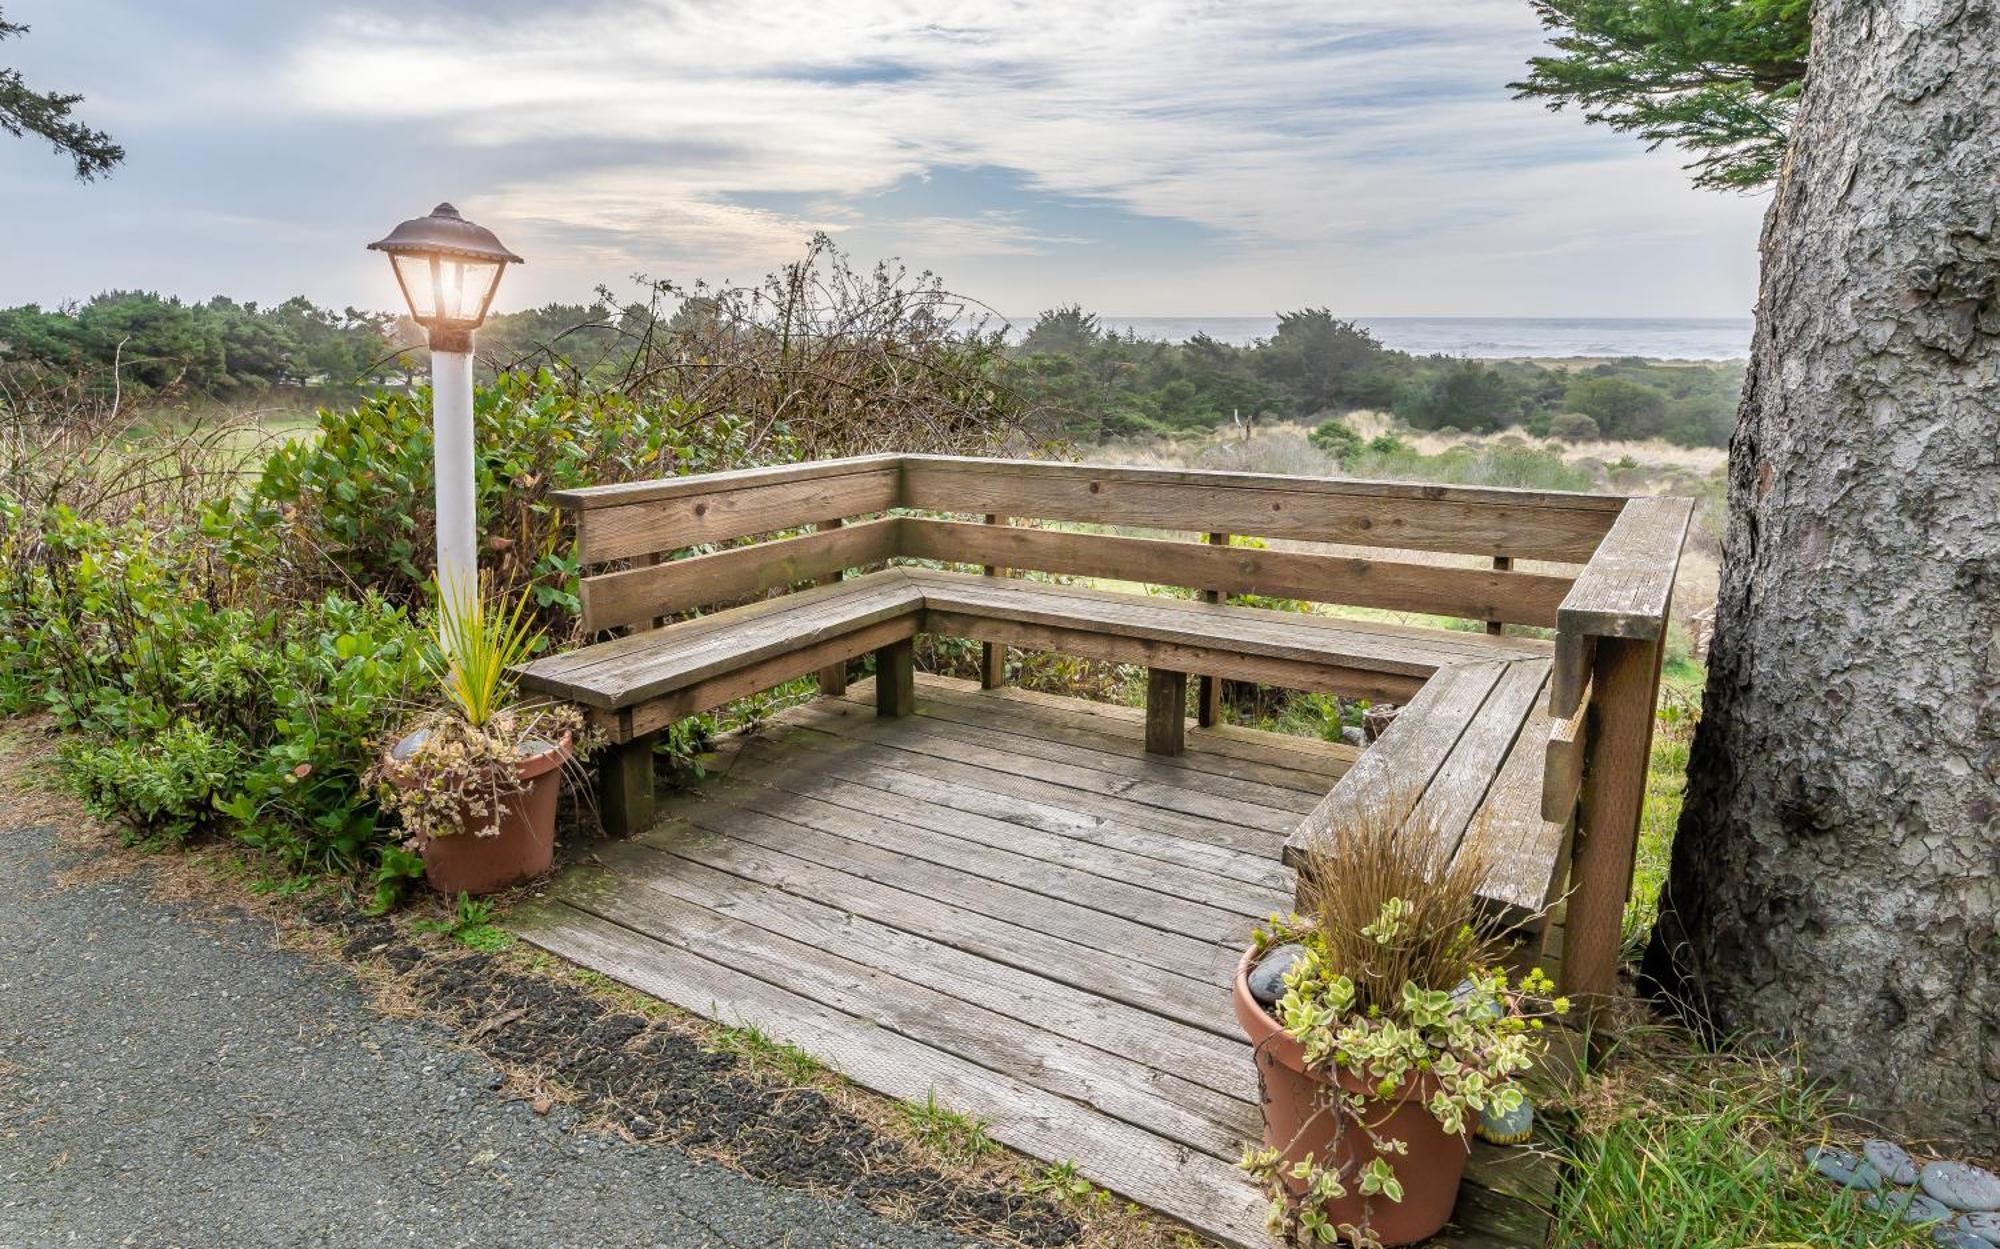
388 254 503 327
438 259 501 325
390 253 438 321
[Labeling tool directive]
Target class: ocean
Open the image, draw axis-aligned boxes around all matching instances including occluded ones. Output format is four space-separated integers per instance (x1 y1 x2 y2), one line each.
1056 316 1752 361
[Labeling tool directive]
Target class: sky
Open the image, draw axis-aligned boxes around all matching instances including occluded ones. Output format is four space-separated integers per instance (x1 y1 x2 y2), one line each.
0 0 1768 320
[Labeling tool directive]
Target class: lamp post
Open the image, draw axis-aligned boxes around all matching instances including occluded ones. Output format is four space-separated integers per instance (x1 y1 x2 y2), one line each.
367 203 522 617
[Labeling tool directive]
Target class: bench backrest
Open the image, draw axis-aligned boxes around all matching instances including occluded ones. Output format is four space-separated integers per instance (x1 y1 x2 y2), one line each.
555 454 1636 636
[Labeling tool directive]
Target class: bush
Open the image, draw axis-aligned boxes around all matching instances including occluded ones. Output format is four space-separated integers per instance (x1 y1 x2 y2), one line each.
1306 417 1362 462
2 509 427 870
1565 376 1668 439
239 369 749 629
1547 411 1602 442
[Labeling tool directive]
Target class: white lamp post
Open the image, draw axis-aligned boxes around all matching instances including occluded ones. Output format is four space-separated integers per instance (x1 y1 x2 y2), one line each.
367 203 522 618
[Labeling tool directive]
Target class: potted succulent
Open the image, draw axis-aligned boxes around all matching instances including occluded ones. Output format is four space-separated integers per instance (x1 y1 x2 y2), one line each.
372 584 582 896
1234 801 1566 1247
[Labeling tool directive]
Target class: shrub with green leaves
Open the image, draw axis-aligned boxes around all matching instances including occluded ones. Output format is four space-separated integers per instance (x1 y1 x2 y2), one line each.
238 368 758 631
0 508 427 878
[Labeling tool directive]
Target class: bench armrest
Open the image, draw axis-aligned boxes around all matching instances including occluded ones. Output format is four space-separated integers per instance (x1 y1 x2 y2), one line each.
1556 496 1695 641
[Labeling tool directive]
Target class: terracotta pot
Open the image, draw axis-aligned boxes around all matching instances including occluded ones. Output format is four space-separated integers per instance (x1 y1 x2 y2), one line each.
1233 946 1469 1246
389 733 571 897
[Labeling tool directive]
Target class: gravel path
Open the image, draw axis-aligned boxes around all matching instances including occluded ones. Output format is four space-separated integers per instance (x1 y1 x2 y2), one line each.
0 824 980 1249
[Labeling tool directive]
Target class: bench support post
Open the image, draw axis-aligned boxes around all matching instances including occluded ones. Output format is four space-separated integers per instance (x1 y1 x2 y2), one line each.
876 638 915 718
980 514 1007 689
1486 555 1512 637
1197 532 1228 726
598 732 658 838
816 519 849 695
1560 636 1662 1009
1146 668 1187 756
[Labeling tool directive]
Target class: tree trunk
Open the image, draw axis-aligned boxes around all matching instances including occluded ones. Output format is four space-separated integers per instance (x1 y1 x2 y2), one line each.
1645 0 2000 1149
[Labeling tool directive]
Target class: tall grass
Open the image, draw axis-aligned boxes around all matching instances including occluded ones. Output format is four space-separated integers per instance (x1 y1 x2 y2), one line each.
1556 1033 1930 1248
1293 786 1507 1013
1623 684 1700 958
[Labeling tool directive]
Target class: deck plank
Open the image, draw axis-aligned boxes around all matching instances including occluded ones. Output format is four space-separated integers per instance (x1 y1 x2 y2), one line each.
806 691 1322 818
735 713 1286 859
701 758 1271 940
650 797 1241 984
720 728 1289 888
872 672 1344 788
625 820 1236 1037
567 849 1257 1100
516 676 1554 1249
777 699 1304 834
518 902 1279 1246
553 866 1254 1159
718 731 1289 915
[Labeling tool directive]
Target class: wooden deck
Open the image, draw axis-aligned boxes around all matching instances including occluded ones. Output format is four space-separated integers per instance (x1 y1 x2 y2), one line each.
517 674 1558 1248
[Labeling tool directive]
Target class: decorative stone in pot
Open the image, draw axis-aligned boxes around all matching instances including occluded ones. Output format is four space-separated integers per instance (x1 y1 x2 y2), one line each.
387 731 572 896
1232 946 1468 1246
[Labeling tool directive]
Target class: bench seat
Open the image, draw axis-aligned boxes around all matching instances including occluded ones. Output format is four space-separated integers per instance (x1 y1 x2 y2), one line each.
1281 657 1567 930
516 567 1568 929
517 566 1550 736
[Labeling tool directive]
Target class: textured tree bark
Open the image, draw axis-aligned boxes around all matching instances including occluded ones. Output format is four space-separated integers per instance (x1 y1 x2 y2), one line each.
1645 0 2000 1149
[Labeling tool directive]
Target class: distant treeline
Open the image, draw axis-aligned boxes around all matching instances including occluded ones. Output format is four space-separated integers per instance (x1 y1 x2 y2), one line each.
0 286 1740 447
0 292 407 394
1007 307 1741 447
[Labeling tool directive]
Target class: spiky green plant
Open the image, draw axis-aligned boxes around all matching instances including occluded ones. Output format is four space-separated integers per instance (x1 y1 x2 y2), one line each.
428 581 543 728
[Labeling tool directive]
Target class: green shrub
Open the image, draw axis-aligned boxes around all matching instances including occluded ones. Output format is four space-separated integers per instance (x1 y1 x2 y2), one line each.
1 509 428 875
64 718 241 846
1548 411 1602 442
240 369 752 628
1307 417 1362 462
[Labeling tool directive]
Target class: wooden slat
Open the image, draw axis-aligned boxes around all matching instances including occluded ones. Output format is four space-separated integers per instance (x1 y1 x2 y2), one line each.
1466 680 1573 929
655 799 1234 984
723 731 1289 897
1542 672 1591 822
515 903 1276 1247
569 852 1256 1102
1403 660 1552 860
786 696 1311 828
1556 495 1695 640
910 569 1551 664
972 680 1354 786
722 712 1287 866
624 818 1235 1037
720 729 1289 914
580 517 898 632
574 462 901 565
707 747 1265 942
1282 661 1508 871
898 517 1574 627
555 867 1251 1160
551 453 901 510
520 572 923 706
829 680 1323 815
901 455 1621 562
926 608 1429 706
620 615 919 739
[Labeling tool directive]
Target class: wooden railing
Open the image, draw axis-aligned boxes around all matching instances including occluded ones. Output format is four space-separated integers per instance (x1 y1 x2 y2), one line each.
556 454 1625 631
545 454 1690 1005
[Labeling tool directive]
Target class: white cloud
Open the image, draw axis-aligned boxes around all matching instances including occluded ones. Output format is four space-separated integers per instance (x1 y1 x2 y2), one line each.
16 0 1760 314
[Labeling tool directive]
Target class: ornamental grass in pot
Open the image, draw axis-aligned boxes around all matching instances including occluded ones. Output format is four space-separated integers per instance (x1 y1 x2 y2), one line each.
371 584 582 897
1235 796 1566 1247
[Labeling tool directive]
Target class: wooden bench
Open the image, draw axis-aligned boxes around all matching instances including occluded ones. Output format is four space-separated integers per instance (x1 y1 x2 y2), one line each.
514 454 1690 1004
